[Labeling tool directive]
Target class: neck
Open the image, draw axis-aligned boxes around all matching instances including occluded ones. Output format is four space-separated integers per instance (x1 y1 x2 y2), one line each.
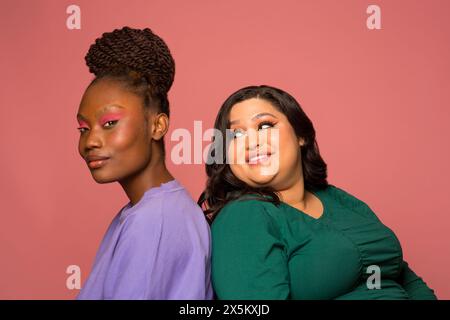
119 151 174 206
277 169 309 210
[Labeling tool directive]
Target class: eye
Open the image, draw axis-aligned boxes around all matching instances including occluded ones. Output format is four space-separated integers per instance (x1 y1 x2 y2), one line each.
103 120 118 128
232 129 245 139
77 127 88 133
258 121 274 131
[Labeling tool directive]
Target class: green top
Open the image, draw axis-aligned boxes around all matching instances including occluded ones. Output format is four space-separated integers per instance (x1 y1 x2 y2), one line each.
211 185 437 300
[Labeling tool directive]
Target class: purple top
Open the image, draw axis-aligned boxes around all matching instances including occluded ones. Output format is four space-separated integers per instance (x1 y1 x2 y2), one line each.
77 179 213 300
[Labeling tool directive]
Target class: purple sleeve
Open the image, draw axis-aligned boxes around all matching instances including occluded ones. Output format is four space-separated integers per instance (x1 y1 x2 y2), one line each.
104 198 212 299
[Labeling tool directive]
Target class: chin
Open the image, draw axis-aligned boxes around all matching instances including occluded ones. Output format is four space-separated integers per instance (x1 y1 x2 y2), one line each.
91 172 117 184
247 173 277 187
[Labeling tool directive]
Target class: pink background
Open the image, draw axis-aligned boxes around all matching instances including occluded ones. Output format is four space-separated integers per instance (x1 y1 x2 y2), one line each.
1 0 449 299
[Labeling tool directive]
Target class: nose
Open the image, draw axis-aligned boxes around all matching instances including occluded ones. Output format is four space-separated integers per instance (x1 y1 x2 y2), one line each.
246 128 260 151
84 128 103 151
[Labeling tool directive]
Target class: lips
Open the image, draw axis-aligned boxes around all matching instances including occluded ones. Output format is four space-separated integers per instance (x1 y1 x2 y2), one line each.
247 151 273 164
85 154 110 169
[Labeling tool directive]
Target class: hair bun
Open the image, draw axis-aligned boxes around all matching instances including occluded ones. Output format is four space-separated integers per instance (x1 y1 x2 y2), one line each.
85 26 175 94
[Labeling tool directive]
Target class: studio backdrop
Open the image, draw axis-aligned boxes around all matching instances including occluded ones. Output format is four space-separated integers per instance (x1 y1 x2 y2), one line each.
1 0 449 299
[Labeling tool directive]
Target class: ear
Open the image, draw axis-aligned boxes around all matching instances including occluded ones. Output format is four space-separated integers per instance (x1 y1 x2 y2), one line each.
299 137 305 147
149 113 169 141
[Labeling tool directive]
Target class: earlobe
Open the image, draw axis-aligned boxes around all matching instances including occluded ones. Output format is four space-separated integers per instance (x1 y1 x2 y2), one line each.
299 138 305 147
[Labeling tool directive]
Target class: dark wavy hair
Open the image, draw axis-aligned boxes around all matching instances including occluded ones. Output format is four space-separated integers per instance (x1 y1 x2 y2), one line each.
198 85 328 222
84 26 175 153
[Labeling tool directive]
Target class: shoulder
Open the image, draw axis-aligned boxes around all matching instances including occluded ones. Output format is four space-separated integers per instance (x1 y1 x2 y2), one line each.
129 185 206 229
322 184 369 208
216 197 276 219
322 184 381 221
120 188 209 253
120 198 164 241
159 187 210 239
163 186 206 220
212 197 280 234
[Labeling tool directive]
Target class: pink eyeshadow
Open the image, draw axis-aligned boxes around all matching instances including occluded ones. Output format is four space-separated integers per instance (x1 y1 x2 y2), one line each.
99 113 123 125
77 119 88 127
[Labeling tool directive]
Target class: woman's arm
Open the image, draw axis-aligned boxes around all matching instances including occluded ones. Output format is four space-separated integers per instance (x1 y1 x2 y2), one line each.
211 199 290 299
397 261 437 300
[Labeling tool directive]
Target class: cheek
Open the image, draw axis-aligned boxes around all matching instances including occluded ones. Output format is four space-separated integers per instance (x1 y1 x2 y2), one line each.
108 131 134 152
229 163 248 184
107 124 151 178
108 121 146 153
277 129 301 168
228 143 246 180
227 139 246 164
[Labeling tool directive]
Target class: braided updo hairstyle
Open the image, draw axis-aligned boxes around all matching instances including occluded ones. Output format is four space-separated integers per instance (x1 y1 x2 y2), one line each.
85 26 175 152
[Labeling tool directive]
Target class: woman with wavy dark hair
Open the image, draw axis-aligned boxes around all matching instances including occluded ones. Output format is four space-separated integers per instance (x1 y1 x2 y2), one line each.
199 85 436 300
76 27 212 299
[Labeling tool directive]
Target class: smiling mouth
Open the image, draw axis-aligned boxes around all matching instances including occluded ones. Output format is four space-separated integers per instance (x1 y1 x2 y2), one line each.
248 153 273 165
87 158 110 169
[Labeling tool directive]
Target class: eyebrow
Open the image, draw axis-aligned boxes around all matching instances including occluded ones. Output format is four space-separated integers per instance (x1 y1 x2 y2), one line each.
229 112 278 126
77 104 125 121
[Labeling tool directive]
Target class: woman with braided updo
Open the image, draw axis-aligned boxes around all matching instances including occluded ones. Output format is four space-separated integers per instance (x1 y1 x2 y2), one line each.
76 27 212 299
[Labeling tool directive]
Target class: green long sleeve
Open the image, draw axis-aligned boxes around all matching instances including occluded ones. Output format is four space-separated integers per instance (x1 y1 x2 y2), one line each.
211 199 290 299
397 261 437 300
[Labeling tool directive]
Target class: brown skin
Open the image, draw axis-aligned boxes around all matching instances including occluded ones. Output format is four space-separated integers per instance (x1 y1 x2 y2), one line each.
228 98 323 219
77 78 173 206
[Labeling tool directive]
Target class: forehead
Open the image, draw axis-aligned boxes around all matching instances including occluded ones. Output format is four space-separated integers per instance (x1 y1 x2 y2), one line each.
78 79 142 115
229 98 281 120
